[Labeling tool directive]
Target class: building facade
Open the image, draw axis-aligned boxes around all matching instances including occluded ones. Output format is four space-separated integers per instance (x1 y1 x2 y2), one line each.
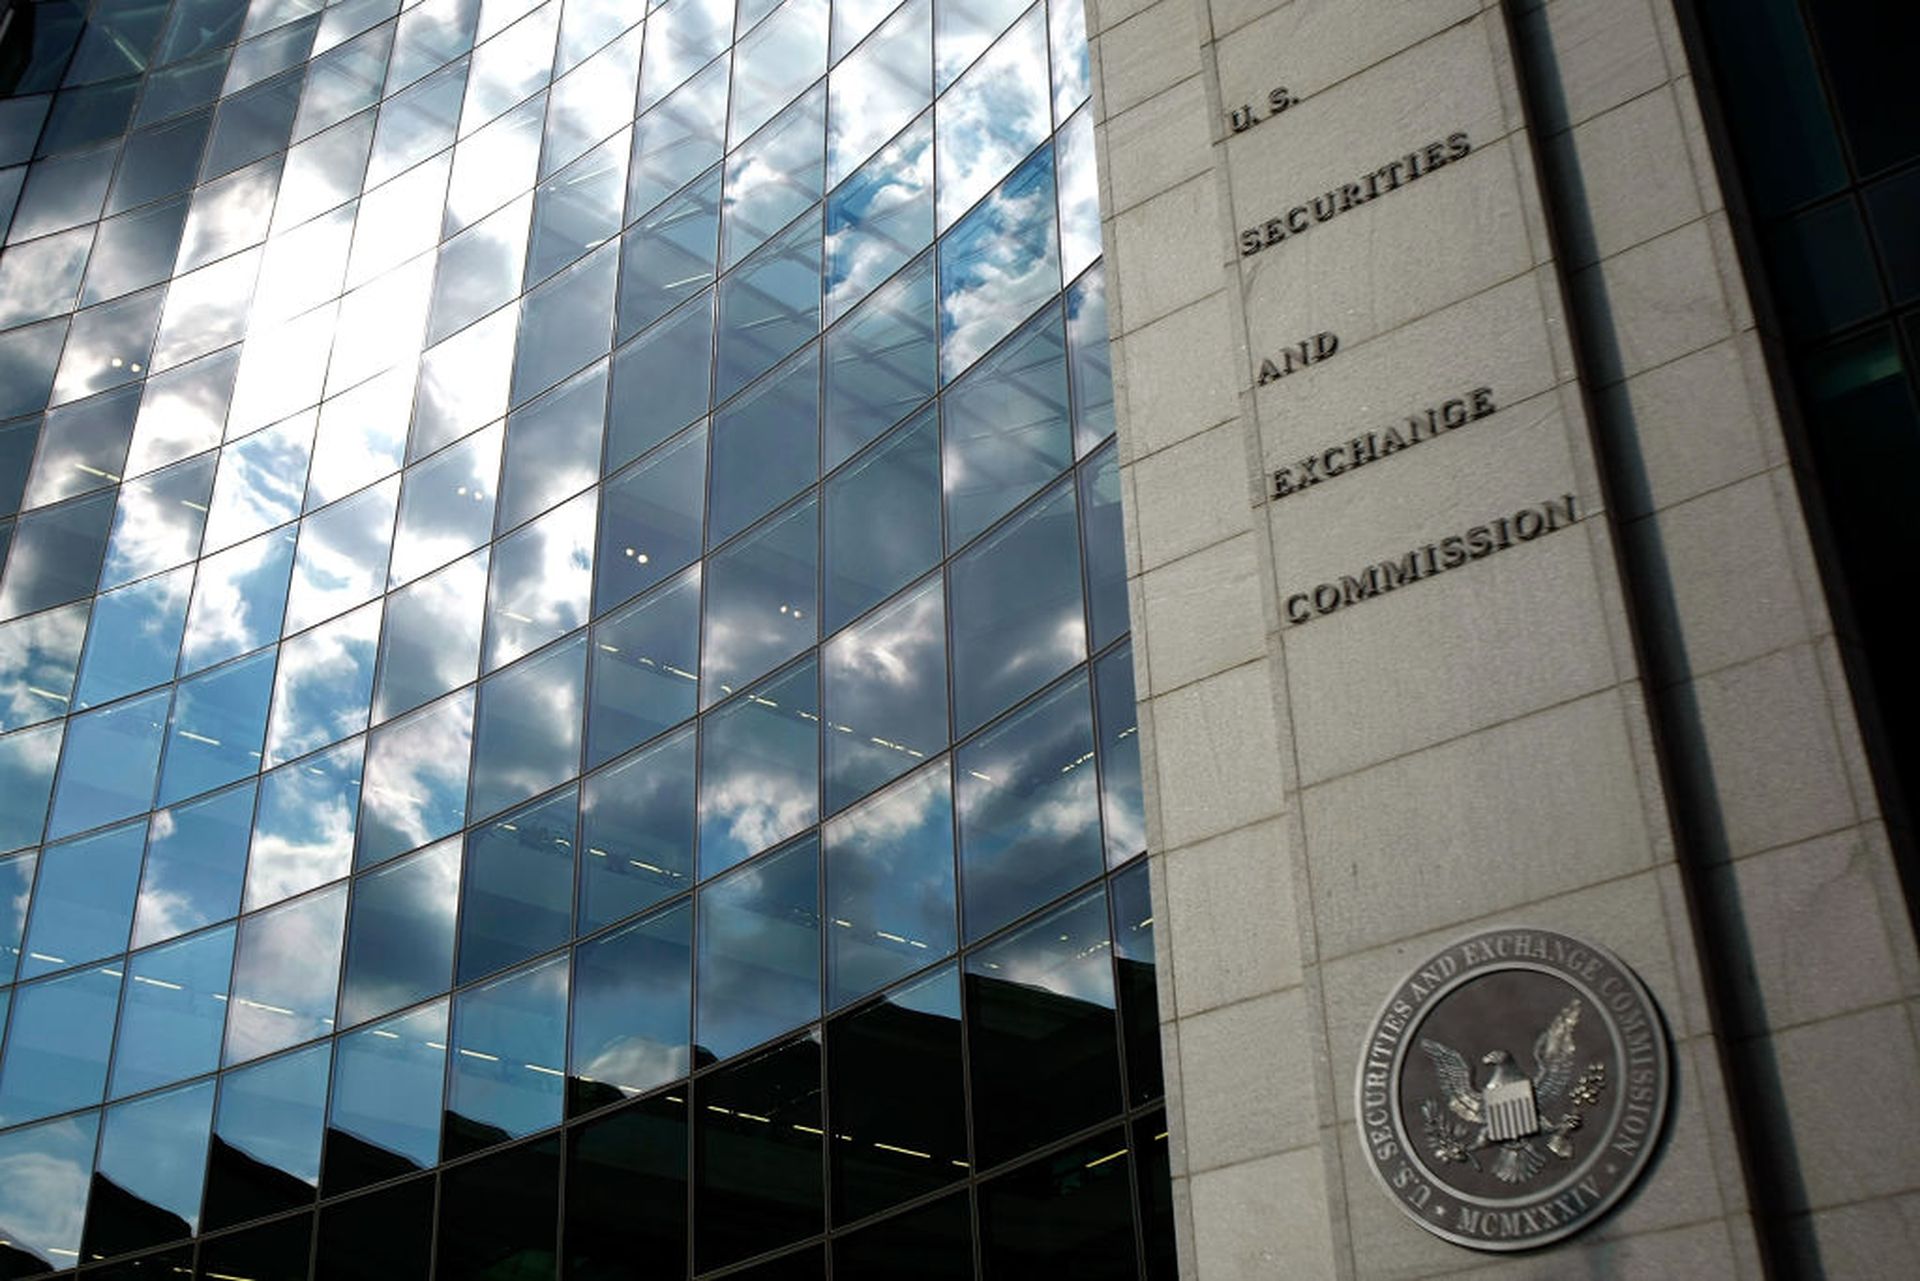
2 0 1172 1277
1085 0 1920 1276
5 0 1920 1278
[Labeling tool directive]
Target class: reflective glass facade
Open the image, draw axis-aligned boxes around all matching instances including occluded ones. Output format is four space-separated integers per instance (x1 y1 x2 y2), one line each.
0 1 1170 1275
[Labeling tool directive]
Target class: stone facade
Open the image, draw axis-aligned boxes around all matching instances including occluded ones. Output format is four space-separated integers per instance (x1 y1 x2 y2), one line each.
1088 0 1920 1275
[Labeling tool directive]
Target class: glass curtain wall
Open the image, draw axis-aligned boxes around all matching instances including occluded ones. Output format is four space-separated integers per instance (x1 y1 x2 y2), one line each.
0 0 1172 1277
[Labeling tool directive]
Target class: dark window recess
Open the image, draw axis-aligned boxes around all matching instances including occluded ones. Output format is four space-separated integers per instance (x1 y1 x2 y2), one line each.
833 1191 973 1280
827 966 968 1224
1111 859 1164 1106
75 1243 192 1279
565 1092 689 1280
435 1135 561 1281
693 1034 824 1273
195 1212 313 1281
978 1127 1141 1280
1135 1110 1178 1281
722 1243 827 1280
314 1177 435 1281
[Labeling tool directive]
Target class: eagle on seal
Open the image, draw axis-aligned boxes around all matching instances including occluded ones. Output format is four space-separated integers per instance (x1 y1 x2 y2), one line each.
1419 999 1586 1184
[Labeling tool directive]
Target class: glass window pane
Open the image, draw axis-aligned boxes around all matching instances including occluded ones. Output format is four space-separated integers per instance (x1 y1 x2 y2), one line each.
823 577 946 814
530 129 628 285
47 686 168 839
108 924 235 1097
272 111 374 236
460 4 556 137
0 226 93 330
499 359 607 533
82 195 189 308
7 142 116 243
826 966 965 1222
834 1188 971 1279
696 836 820 1062
1110 857 1161 1104
356 690 474 870
22 382 142 511
206 1042 328 1229
979 1126 1138 1279
570 900 692 1109
178 155 281 273
966 887 1120 1166
607 293 713 473
716 205 821 402
446 89 545 234
1055 103 1098 282
628 53 728 221
826 0 928 187
202 412 314 555
1 491 117 623
343 151 450 290
18 819 143 979
131 780 254 949
265 600 379 767
693 1034 822 1272
0 319 69 426
2 849 34 977
294 19 391 142
617 164 720 344
731 0 825 147
823 251 935 469
938 141 1057 383
956 671 1100 941
0 722 62 855
223 881 347 1065
284 475 399 635
324 998 447 1192
943 304 1069 548
934 5 1046 232
824 762 955 1007
306 367 412 514
1093 642 1145 867
204 65 303 178
339 836 460 1029
364 57 468 190
0 600 87 732
315 1176 434 1278
446 953 568 1155
180 527 298 674
127 346 240 480
721 83 824 270
948 479 1083 735
512 240 617 407
388 0 481 92
84 1075 216 1259
0 964 121 1125
1762 197 1887 341
595 421 706 616
436 1135 561 1280
69 572 188 715
457 786 576 983
565 1093 687 1276
822 406 938 632
708 344 819 547
468 631 585 820
155 645 275 807
698 659 818 877
372 546 486 722
0 1111 100 1273
413 302 518 462
244 736 363 911
389 421 502 590
636 0 734 115
484 489 596 671
579 722 695 931
540 23 640 179
108 110 212 214
1065 263 1113 455
700 495 816 705
586 566 700 770
933 0 1025 91
426 193 532 348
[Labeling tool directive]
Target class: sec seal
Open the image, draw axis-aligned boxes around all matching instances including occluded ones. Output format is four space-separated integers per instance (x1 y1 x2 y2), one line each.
1354 927 1670 1250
